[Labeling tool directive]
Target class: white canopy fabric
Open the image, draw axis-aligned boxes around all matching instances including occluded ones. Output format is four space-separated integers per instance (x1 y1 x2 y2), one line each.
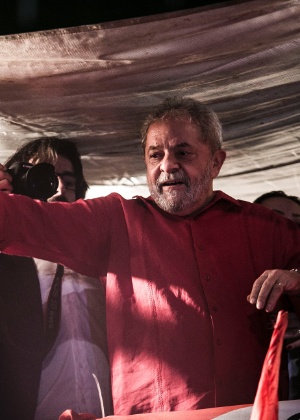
0 0 299 201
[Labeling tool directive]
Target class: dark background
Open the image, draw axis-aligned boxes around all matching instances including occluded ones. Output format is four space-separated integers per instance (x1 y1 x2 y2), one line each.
0 0 230 36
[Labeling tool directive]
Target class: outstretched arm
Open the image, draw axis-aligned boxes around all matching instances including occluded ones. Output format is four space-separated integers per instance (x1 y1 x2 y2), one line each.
0 169 111 278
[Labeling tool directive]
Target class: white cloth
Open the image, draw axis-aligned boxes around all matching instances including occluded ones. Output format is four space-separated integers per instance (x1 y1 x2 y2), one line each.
33 259 112 420
213 400 300 419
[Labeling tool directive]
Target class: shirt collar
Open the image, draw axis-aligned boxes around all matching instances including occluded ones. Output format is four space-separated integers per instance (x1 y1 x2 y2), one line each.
212 190 242 207
136 190 242 218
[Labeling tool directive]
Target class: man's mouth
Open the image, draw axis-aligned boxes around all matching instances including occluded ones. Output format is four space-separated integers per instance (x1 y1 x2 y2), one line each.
159 180 186 192
156 172 189 192
161 181 184 187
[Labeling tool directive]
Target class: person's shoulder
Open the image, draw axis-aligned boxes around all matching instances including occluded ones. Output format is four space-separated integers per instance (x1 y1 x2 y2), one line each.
215 190 295 224
104 192 153 206
82 193 151 213
81 192 138 204
238 197 298 230
214 190 255 211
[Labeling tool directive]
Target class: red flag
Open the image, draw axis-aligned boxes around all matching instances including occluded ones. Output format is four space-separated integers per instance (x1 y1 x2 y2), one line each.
250 310 288 420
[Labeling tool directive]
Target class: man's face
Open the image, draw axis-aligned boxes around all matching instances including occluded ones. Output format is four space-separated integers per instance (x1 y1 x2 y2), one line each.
144 117 225 216
260 196 300 226
31 155 76 203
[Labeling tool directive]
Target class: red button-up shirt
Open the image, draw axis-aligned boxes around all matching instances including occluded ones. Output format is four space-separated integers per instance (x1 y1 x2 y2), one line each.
1 191 299 415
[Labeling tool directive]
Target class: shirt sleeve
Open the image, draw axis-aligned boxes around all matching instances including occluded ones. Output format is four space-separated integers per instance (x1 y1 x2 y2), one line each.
0 192 115 278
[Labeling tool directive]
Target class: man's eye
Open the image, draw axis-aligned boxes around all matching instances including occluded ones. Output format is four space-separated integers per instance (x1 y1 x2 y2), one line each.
65 181 75 188
149 153 161 160
62 177 76 190
177 150 190 157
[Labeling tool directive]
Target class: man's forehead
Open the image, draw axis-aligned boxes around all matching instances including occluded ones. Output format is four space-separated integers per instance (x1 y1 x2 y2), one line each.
147 141 192 150
145 120 204 151
263 196 300 211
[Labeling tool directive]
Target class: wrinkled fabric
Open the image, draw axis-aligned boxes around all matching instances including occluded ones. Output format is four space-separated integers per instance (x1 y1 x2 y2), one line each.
0 191 299 415
0 1 300 202
250 311 288 420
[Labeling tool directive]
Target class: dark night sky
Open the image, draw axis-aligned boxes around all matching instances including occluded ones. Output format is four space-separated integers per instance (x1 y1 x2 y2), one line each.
0 0 231 36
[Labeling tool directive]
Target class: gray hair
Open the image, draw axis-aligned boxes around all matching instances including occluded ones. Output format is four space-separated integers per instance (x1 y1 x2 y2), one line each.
141 96 223 154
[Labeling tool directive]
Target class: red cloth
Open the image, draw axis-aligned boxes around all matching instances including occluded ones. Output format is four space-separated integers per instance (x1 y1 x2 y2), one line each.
250 310 288 420
1 191 299 415
59 405 251 420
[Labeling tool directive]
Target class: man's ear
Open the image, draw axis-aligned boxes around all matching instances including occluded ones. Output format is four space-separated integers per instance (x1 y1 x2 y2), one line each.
211 149 226 178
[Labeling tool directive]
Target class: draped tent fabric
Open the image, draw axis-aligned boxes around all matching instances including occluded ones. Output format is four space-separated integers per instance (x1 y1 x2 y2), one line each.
0 0 299 201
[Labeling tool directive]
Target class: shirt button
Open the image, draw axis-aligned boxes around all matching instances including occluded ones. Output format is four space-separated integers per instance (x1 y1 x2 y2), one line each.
204 275 210 281
212 306 218 312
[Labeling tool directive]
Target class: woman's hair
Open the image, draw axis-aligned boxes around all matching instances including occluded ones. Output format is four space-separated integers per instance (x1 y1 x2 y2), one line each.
5 137 89 199
141 96 223 154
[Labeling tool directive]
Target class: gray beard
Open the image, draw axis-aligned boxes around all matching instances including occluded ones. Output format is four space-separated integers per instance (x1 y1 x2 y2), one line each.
147 166 211 214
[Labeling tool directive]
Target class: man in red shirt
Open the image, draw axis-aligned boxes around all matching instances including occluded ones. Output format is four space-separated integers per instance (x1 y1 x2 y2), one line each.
0 97 299 415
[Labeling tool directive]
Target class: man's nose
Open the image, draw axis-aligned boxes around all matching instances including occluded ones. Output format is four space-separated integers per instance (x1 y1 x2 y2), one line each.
160 153 179 173
56 176 66 194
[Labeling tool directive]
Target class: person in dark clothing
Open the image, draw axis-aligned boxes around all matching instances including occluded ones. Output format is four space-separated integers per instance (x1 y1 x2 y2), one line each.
254 190 300 400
